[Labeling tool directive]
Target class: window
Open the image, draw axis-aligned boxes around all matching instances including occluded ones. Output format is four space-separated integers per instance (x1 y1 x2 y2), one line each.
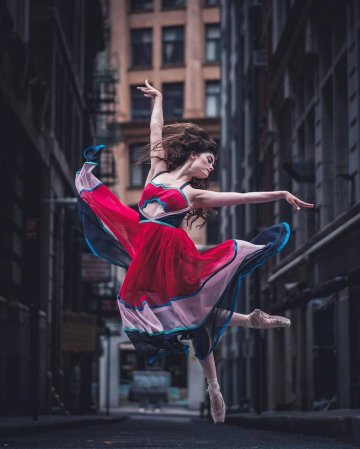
205 24 220 62
162 26 184 65
210 140 220 182
99 150 115 184
204 0 219 6
129 0 153 12
162 0 186 9
131 28 152 67
205 81 221 117
163 83 184 119
129 143 149 187
131 86 151 121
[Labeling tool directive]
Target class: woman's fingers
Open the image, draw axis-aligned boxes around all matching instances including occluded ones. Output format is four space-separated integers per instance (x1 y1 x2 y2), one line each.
290 199 315 210
136 87 155 98
137 85 157 94
286 198 297 210
138 80 162 98
286 197 311 210
295 198 315 208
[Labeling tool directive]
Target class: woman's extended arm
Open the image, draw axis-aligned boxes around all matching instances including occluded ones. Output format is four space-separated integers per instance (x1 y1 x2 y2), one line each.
187 188 314 210
137 80 167 174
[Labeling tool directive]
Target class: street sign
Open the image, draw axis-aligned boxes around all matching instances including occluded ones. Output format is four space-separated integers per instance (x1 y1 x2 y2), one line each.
62 311 97 352
81 253 111 282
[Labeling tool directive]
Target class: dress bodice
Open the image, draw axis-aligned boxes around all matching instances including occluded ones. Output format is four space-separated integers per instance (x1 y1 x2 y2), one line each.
138 171 191 228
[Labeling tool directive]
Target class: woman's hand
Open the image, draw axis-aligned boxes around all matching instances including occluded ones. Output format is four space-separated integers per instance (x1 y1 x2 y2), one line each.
284 191 314 210
137 79 162 99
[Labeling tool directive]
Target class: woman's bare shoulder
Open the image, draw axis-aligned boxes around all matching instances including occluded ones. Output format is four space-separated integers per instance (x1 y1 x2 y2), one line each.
145 166 168 185
151 172 186 186
183 185 208 208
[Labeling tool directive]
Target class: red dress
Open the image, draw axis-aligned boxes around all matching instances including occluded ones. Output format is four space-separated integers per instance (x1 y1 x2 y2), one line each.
76 146 290 361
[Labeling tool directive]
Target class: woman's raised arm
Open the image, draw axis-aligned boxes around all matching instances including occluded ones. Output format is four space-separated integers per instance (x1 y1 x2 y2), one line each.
137 80 167 174
187 188 314 210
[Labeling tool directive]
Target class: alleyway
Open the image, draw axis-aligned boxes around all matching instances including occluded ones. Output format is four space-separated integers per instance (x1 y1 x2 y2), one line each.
1 414 358 449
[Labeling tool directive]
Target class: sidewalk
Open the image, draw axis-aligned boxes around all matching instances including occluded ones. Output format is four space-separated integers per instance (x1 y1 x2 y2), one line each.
0 405 197 438
226 408 360 443
0 412 128 438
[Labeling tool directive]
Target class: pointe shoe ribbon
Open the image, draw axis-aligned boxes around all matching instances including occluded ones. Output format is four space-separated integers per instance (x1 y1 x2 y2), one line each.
207 387 226 424
248 308 291 329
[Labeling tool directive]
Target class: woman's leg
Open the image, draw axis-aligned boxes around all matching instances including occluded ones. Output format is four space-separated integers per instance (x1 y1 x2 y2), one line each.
227 312 249 326
217 310 291 328
198 352 226 423
198 351 217 380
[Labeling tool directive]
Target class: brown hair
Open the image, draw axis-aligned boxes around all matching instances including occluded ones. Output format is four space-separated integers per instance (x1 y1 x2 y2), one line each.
137 122 218 229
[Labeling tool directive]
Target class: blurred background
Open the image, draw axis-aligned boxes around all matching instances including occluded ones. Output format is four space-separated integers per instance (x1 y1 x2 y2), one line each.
0 0 359 421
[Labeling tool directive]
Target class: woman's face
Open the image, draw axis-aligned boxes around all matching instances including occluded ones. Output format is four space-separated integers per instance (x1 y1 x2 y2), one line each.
190 152 215 179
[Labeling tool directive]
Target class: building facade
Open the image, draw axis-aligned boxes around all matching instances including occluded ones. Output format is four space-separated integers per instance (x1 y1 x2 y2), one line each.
109 0 221 245
104 0 221 409
0 0 107 415
220 0 360 412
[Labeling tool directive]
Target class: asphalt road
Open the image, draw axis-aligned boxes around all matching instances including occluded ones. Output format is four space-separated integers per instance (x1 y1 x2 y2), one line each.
1 414 359 449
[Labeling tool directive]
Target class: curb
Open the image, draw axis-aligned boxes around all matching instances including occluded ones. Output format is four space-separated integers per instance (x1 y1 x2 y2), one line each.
225 413 360 443
0 415 128 438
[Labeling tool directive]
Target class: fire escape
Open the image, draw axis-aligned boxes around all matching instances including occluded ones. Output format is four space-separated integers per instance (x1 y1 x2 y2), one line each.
88 50 120 186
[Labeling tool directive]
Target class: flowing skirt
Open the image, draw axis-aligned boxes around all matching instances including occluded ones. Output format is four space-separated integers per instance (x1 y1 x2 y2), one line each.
76 146 291 362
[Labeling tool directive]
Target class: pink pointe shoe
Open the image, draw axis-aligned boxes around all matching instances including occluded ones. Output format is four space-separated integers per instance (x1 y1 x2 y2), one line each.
247 308 291 329
207 387 226 424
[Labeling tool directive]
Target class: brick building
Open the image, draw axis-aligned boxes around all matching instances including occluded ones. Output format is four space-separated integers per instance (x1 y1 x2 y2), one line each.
109 0 221 245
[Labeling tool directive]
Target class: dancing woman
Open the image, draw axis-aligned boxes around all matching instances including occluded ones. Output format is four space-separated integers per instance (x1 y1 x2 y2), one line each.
75 80 314 424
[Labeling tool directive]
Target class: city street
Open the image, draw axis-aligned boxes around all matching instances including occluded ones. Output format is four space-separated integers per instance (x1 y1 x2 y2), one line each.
1 414 359 449
1 0 360 444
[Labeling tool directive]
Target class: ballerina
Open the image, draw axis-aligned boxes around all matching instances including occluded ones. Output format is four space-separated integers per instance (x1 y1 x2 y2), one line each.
75 80 314 424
